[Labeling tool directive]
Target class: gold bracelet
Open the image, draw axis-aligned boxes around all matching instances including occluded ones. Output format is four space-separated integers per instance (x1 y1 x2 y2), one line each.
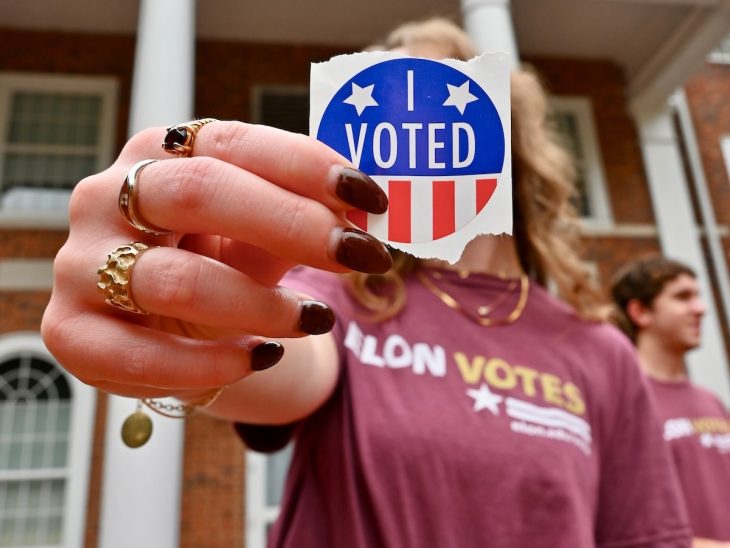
142 386 227 419
121 387 227 448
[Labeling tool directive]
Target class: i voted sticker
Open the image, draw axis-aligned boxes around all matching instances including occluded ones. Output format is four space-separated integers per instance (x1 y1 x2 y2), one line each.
311 52 511 262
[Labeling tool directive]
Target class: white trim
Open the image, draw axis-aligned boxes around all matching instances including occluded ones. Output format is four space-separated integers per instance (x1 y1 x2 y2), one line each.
0 331 96 548
245 445 293 548
578 222 657 238
0 72 118 227
0 211 69 228
0 258 54 290
708 32 730 64
579 221 730 238
551 96 612 224
721 135 730 181
708 51 730 64
245 451 270 548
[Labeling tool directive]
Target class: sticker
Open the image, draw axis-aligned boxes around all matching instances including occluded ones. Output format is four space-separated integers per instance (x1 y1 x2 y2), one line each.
311 51 511 263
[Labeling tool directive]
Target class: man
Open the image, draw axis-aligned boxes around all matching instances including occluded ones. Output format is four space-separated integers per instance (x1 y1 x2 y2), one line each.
612 256 730 547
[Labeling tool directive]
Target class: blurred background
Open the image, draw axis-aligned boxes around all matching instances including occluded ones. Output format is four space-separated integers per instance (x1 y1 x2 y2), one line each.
0 0 729 546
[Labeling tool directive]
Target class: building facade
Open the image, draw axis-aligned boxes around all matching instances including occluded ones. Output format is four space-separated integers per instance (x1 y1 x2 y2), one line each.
1 1 729 546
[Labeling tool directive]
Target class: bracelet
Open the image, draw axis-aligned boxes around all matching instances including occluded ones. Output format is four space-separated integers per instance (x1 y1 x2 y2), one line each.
141 386 227 419
121 387 228 448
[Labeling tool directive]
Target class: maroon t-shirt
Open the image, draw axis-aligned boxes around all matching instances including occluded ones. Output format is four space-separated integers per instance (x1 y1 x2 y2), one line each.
648 378 730 540
239 268 691 547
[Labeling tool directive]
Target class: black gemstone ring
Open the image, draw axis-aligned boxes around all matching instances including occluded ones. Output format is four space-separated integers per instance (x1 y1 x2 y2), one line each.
161 118 217 157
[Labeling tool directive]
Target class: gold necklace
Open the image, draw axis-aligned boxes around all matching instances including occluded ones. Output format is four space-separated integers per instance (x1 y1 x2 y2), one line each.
431 269 518 317
416 269 530 327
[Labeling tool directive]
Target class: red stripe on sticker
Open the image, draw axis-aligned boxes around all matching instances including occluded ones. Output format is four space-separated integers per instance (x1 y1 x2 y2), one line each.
432 180 455 240
388 180 411 243
346 209 368 231
476 178 497 213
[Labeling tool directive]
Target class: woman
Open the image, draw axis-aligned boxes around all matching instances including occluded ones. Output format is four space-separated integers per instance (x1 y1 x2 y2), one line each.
42 18 690 548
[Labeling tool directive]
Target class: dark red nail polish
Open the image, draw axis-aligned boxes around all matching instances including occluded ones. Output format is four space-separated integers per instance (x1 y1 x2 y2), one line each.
299 300 336 335
335 228 392 274
251 341 285 371
336 168 388 214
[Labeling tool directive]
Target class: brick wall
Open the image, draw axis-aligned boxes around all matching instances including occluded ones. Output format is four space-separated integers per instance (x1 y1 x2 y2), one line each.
526 57 655 226
181 417 246 548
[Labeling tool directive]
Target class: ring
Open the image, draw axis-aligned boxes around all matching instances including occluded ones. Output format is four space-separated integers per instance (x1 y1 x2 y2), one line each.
119 159 171 235
97 242 153 314
161 118 217 157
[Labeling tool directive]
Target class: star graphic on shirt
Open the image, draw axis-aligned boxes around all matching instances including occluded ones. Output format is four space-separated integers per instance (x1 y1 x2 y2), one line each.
343 83 378 115
466 383 504 415
443 80 478 115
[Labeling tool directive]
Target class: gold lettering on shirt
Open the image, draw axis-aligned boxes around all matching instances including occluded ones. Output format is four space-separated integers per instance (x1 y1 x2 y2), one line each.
454 352 485 384
692 417 730 434
453 352 586 416
563 382 586 415
514 366 539 397
540 373 564 407
484 358 517 390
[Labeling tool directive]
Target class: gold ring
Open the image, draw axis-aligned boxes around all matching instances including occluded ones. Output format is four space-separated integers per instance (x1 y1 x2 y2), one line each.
161 118 217 157
97 242 153 314
119 159 171 235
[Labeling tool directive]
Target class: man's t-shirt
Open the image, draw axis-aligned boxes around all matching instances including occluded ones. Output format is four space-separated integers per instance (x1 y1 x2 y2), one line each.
648 378 730 541
238 268 690 548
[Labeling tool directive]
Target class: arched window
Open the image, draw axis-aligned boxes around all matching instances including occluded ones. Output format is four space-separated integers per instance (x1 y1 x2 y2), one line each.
0 332 95 547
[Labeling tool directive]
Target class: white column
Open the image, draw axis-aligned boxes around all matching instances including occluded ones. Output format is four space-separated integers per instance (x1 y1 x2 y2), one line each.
99 1 195 547
460 0 519 66
632 100 730 405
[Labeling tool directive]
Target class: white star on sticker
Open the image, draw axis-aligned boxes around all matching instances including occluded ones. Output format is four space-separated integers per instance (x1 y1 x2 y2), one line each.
443 81 478 115
466 383 504 415
343 83 378 116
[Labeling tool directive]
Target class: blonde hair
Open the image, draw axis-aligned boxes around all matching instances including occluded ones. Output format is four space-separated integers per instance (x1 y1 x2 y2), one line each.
346 18 608 322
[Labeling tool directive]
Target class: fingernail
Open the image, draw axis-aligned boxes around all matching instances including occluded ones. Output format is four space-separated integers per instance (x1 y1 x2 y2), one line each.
299 300 336 335
336 167 388 214
251 341 285 371
335 228 392 274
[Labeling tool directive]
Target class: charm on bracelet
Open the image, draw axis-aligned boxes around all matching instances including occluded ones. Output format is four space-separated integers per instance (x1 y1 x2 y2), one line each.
121 387 227 449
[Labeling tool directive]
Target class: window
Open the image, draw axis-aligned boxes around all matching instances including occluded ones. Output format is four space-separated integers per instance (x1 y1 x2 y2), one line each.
251 86 309 135
0 333 96 547
245 446 293 548
551 96 612 225
0 73 117 222
709 34 730 64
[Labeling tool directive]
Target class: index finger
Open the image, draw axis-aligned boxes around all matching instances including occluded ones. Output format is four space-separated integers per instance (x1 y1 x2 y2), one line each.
123 121 388 216
199 121 388 214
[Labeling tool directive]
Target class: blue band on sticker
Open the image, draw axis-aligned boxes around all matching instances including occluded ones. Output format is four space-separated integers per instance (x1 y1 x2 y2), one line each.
317 58 505 177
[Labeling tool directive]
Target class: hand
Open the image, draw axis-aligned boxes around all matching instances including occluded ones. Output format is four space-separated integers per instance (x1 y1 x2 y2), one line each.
42 121 390 401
